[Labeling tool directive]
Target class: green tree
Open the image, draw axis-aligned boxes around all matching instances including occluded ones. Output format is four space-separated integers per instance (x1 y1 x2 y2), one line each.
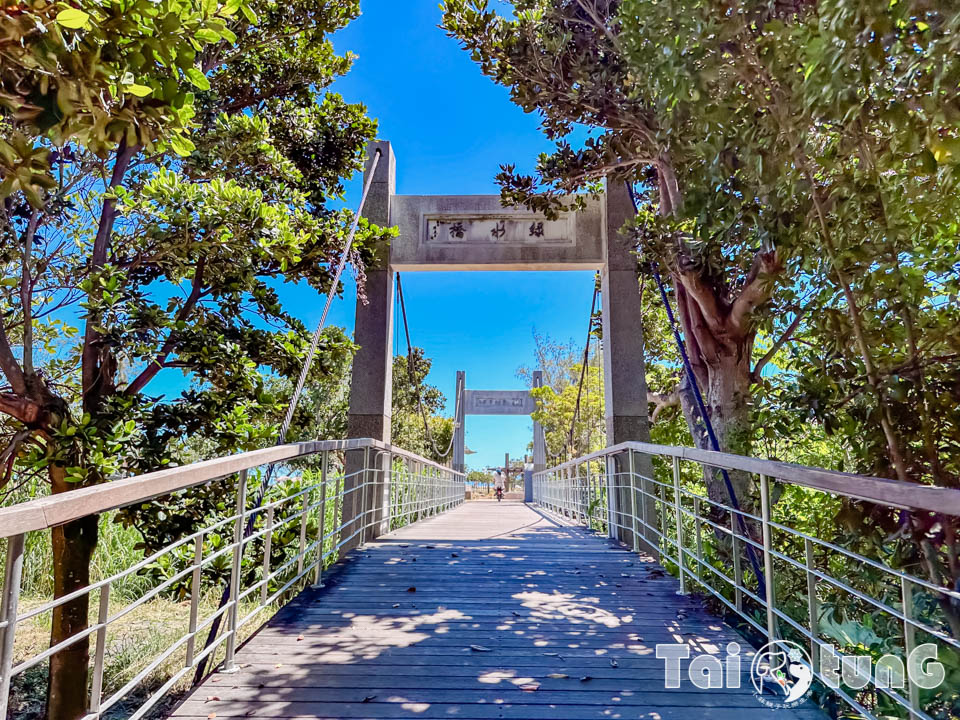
445 0 960 643
441 0 801 514
0 1 390 715
392 348 454 464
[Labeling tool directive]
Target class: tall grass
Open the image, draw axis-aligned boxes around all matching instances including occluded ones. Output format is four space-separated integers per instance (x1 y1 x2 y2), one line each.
14 513 153 602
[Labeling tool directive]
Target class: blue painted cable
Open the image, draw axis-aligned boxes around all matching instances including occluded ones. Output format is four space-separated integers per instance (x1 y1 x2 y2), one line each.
625 182 767 597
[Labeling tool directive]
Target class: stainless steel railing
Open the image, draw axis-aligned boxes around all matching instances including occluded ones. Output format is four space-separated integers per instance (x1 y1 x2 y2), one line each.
533 441 960 720
0 438 464 720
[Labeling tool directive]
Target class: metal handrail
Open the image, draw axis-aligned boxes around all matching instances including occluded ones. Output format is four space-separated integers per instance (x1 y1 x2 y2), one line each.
538 440 960 515
0 438 455 538
0 438 465 720
532 443 960 720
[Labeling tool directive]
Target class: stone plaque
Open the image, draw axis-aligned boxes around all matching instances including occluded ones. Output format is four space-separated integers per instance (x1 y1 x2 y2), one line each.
423 215 575 248
464 390 536 416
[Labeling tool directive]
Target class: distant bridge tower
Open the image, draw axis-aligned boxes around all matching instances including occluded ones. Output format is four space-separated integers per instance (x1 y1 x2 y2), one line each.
451 370 546 476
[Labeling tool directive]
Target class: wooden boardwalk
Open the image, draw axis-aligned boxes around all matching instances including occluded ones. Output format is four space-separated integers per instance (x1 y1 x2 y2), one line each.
171 501 825 719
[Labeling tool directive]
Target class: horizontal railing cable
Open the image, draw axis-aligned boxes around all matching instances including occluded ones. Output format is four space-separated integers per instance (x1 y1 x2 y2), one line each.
532 441 960 720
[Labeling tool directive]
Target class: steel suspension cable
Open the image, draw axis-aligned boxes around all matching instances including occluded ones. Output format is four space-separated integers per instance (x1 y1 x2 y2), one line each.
568 278 600 455
395 272 462 459
194 149 383 682
625 181 767 595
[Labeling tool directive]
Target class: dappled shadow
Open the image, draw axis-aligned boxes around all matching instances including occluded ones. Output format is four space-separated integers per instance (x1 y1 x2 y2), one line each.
166 502 825 719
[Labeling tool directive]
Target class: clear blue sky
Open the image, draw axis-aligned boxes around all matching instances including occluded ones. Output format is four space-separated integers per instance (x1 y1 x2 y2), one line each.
275 2 596 470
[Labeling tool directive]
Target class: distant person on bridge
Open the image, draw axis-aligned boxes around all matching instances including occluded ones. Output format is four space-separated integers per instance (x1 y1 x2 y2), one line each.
493 469 505 502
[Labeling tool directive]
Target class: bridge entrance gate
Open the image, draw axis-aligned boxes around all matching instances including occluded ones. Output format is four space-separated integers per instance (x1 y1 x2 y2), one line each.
342 141 658 551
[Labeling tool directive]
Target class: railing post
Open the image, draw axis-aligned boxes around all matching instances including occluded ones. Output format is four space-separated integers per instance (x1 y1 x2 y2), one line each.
297 486 309 575
313 453 328 588
585 462 592 530
693 496 703 583
672 456 687 595
804 538 819 673
561 466 567 517
359 446 370 542
0 533 25 720
730 512 743 613
261 507 274 603
372 450 391 539
902 578 920 719
90 584 111 715
404 458 412 525
605 456 617 540
628 451 640 553
187 533 205 666
223 468 248 672
760 474 777 644
412 460 420 521
333 462 344 551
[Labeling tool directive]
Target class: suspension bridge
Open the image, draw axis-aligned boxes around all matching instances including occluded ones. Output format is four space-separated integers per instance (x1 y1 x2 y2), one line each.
1 143 958 720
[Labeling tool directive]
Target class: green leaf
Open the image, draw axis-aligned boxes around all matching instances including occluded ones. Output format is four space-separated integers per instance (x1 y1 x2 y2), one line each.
185 67 211 91
240 4 258 23
195 28 221 43
220 0 242 15
126 84 154 98
56 8 90 28
170 133 196 157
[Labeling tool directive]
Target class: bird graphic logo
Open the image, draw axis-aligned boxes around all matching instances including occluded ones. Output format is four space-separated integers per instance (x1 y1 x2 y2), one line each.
751 641 814 709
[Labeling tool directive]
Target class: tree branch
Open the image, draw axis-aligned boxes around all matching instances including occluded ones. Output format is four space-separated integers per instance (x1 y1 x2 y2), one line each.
124 257 207 396
751 307 805 382
20 209 39 376
0 393 44 425
675 267 727 336
648 388 681 423
0 326 28 396
730 249 782 333
81 138 139 407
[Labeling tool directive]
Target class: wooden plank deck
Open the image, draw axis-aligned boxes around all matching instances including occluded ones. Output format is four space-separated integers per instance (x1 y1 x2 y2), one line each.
170 501 825 719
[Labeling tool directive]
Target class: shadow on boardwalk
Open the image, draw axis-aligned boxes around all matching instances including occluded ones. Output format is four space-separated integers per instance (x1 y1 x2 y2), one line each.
168 501 826 719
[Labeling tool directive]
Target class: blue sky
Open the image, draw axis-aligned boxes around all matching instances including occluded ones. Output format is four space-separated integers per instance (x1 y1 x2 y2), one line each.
269 3 596 470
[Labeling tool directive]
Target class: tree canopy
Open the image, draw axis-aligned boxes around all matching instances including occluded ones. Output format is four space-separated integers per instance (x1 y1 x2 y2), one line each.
444 0 960 643
1 1 391 715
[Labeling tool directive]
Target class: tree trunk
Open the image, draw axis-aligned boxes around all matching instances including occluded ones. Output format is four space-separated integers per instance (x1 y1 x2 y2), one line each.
676 333 760 575
676 339 756 507
46 466 99 720
704 347 755 507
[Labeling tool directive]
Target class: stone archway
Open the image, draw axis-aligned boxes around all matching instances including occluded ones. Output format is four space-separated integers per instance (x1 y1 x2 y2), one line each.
340 140 656 550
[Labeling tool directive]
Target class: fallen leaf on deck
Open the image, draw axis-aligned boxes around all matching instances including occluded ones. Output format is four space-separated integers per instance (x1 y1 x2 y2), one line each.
547 673 569 679
470 645 492 652
580 676 592 682
519 684 540 692
406 586 416 592
205 696 220 702
610 659 619 668
362 695 377 703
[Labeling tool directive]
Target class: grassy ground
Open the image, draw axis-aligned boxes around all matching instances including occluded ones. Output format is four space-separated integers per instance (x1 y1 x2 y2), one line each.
4 509 282 720
9 593 273 720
